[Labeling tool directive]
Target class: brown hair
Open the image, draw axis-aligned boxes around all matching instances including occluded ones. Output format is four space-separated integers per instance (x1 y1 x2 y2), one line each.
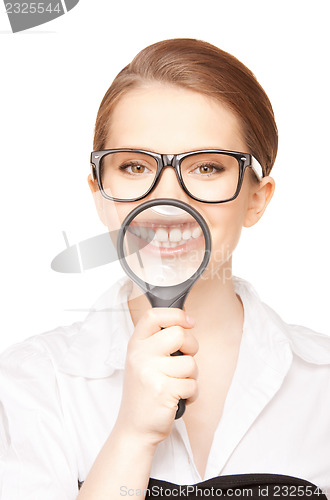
93 38 278 176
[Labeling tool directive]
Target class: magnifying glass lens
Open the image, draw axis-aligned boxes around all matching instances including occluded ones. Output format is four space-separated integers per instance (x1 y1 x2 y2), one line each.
122 205 206 287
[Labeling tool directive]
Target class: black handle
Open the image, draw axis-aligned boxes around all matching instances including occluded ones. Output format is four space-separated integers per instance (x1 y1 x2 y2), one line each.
171 349 186 419
154 293 189 419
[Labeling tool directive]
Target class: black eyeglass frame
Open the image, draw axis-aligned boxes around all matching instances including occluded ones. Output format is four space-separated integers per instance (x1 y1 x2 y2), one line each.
90 148 263 204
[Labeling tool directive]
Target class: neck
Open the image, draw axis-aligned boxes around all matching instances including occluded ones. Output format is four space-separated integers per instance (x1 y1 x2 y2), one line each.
127 259 244 347
184 270 243 344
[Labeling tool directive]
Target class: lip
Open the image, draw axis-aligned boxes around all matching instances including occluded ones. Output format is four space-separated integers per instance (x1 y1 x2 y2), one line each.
130 218 194 227
141 234 204 257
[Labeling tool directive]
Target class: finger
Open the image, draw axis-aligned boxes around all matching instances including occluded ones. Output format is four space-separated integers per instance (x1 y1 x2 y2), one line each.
168 377 198 402
160 355 198 379
150 326 199 357
172 328 199 356
133 308 195 340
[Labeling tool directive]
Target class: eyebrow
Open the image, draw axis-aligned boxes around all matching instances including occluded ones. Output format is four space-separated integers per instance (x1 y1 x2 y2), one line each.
103 145 238 154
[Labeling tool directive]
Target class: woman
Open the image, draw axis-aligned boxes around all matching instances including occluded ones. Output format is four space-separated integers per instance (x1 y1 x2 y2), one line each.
0 38 329 500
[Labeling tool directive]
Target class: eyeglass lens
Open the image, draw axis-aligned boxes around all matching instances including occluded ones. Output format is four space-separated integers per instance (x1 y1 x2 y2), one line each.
100 151 240 202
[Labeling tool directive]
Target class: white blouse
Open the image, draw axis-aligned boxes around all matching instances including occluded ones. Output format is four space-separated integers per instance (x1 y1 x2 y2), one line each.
0 276 329 500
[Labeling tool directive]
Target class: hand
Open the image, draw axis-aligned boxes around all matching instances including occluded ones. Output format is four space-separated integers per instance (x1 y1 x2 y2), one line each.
114 308 198 446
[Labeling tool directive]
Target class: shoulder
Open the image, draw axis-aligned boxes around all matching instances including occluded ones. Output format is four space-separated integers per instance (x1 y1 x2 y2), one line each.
279 320 330 366
0 323 86 460
0 322 83 382
260 299 330 366
234 276 330 366
0 326 83 460
0 275 133 381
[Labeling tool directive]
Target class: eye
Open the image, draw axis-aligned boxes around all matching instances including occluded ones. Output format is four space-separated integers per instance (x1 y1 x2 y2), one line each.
119 162 153 175
191 163 225 176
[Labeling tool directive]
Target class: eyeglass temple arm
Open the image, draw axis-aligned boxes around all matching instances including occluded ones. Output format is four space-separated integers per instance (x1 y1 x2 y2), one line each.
250 156 263 181
90 152 97 181
90 163 96 181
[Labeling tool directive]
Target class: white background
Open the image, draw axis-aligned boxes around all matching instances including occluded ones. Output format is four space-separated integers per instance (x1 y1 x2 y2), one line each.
0 0 329 353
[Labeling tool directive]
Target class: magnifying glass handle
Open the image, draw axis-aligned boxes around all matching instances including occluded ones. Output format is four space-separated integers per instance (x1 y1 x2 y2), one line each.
171 349 186 419
169 294 187 419
153 294 189 419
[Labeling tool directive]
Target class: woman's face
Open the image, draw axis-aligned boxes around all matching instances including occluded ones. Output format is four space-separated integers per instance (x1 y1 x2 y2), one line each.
90 83 274 281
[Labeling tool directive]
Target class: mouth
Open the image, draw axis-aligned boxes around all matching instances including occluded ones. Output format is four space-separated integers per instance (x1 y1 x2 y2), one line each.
127 221 204 256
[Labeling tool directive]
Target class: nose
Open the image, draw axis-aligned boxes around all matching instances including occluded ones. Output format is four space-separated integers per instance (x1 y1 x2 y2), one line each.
150 165 186 200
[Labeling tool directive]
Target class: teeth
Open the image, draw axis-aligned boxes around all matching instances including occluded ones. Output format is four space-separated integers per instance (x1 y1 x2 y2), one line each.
132 224 202 246
155 228 168 242
140 226 149 240
182 228 192 240
169 228 182 242
192 226 202 238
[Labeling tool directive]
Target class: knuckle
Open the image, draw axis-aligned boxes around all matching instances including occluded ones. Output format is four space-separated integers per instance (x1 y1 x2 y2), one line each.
187 381 199 403
186 355 196 374
174 326 185 345
146 308 158 322
189 378 198 395
177 309 188 324
192 336 199 353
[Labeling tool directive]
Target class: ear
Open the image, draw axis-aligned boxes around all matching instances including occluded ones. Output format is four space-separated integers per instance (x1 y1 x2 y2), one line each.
87 174 107 226
244 176 275 228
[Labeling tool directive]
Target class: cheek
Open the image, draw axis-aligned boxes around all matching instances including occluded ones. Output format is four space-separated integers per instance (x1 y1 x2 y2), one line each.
102 201 140 250
103 201 124 230
102 200 143 229
204 198 247 269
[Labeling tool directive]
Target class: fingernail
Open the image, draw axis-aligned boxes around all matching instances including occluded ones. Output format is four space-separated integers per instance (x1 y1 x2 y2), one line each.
186 315 195 326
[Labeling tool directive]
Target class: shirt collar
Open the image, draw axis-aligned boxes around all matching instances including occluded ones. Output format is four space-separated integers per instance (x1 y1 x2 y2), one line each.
56 275 135 378
234 276 330 367
56 276 330 379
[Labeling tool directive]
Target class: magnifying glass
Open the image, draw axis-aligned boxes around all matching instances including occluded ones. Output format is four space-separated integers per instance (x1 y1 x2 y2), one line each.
117 199 211 418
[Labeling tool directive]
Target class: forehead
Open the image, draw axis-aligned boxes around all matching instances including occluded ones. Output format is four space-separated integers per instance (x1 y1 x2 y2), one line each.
105 84 247 153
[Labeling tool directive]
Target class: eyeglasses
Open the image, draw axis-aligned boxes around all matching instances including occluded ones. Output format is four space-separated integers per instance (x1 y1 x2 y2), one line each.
90 148 263 204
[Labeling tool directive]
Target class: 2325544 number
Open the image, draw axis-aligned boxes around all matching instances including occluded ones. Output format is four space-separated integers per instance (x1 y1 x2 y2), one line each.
5 3 61 14
273 485 328 496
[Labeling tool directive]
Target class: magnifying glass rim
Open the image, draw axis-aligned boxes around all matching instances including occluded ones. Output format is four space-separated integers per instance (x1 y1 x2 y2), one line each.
117 198 211 292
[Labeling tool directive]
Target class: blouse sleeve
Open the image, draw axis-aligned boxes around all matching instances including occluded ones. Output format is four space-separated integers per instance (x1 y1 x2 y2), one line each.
0 339 79 500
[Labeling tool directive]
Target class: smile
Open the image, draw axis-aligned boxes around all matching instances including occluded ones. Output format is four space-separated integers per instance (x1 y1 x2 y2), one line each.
128 222 202 248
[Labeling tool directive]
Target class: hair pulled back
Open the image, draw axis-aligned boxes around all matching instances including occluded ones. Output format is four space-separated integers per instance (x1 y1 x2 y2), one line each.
93 38 278 176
